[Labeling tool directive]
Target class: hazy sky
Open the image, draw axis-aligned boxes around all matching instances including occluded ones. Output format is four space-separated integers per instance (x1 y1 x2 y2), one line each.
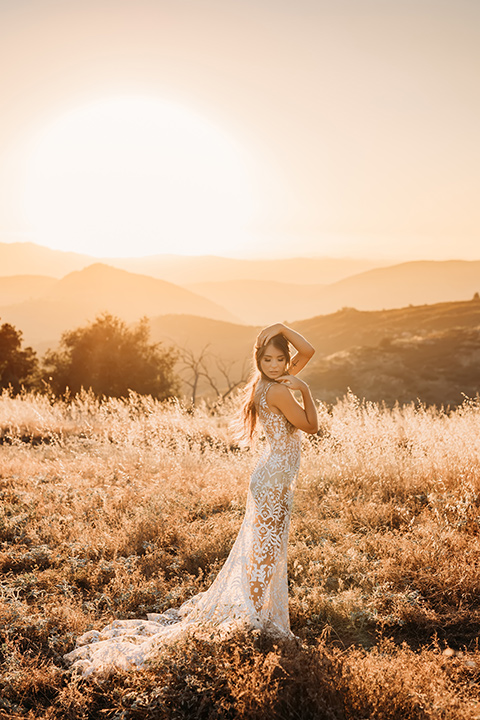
1 0 479 260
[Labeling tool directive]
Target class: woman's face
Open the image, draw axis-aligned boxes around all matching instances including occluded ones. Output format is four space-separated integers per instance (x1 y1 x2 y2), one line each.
259 342 288 380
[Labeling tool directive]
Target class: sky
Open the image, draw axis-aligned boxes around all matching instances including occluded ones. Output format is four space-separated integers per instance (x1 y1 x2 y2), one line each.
0 0 479 260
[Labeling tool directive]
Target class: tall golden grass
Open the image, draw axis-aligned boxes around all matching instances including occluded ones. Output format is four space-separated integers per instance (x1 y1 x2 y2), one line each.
1 388 480 719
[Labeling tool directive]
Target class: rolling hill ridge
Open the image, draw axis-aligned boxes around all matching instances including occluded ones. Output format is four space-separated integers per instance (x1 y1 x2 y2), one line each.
187 260 480 323
0 241 383 284
0 264 236 348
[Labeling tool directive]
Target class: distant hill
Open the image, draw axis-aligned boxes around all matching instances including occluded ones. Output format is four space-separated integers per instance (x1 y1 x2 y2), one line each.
0 241 385 284
0 264 236 348
323 260 480 312
187 279 327 325
149 314 257 355
294 299 480 406
187 260 480 323
293 298 480 356
3 242 480 325
113 254 383 285
45 264 235 321
0 242 93 277
0 275 56 306
303 326 480 408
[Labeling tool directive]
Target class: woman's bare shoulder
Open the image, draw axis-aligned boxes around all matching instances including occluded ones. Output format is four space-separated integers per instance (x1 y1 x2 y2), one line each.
267 382 289 394
266 382 292 403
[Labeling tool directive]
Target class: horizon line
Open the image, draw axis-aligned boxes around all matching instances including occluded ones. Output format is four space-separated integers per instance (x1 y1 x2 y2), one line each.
2 238 480 265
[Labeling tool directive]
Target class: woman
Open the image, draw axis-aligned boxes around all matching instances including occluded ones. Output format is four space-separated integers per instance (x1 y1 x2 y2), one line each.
64 323 317 675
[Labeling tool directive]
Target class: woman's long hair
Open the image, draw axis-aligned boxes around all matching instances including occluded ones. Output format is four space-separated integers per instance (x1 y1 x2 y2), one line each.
239 333 291 441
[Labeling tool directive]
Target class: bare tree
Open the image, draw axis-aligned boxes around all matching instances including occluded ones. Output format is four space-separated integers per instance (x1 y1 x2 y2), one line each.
176 344 211 405
203 355 250 402
176 343 250 405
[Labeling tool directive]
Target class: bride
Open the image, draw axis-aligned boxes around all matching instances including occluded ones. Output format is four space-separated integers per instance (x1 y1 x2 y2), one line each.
64 323 318 675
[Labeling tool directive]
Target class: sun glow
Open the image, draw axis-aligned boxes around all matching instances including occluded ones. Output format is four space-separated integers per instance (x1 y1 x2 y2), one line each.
23 97 255 257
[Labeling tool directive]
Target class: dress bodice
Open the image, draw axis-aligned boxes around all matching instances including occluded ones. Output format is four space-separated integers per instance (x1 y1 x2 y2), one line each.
256 381 301 472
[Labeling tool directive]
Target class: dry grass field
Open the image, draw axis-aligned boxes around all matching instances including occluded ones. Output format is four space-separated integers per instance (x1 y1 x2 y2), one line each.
1 389 480 719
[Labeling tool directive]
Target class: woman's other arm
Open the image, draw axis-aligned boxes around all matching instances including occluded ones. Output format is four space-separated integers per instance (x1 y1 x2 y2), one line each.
268 376 318 434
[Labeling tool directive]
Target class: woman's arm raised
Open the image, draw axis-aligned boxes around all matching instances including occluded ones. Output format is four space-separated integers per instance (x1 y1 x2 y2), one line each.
256 322 315 376
267 376 318 434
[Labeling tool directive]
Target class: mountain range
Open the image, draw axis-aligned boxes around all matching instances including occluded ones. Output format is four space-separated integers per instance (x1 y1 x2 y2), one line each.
0 264 234 349
188 260 480 324
0 242 480 356
0 241 383 284
2 246 480 404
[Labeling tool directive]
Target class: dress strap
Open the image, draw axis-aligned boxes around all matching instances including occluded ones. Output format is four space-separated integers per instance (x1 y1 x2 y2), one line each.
259 381 275 408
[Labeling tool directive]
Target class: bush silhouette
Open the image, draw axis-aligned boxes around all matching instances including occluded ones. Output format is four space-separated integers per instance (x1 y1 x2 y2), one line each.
43 313 179 399
0 321 38 392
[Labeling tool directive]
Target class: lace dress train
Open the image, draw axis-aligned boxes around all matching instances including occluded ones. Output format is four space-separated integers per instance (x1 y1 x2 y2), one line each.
64 381 301 676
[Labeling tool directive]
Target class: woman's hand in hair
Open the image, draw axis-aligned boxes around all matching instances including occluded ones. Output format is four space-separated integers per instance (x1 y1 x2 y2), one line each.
256 323 286 348
255 323 315 377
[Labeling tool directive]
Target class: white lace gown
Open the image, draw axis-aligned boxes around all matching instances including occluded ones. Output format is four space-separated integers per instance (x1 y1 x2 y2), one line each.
64 381 301 676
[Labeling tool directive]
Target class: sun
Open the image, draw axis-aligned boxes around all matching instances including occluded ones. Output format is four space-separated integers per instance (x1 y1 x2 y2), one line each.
22 96 255 257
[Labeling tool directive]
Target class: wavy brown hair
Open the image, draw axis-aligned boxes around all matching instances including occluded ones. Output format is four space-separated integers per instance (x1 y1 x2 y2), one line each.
239 333 291 441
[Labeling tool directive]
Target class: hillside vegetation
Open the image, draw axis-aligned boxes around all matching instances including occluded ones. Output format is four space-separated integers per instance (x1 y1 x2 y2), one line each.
304 326 480 406
1 390 480 718
296 300 480 406
295 298 480 355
